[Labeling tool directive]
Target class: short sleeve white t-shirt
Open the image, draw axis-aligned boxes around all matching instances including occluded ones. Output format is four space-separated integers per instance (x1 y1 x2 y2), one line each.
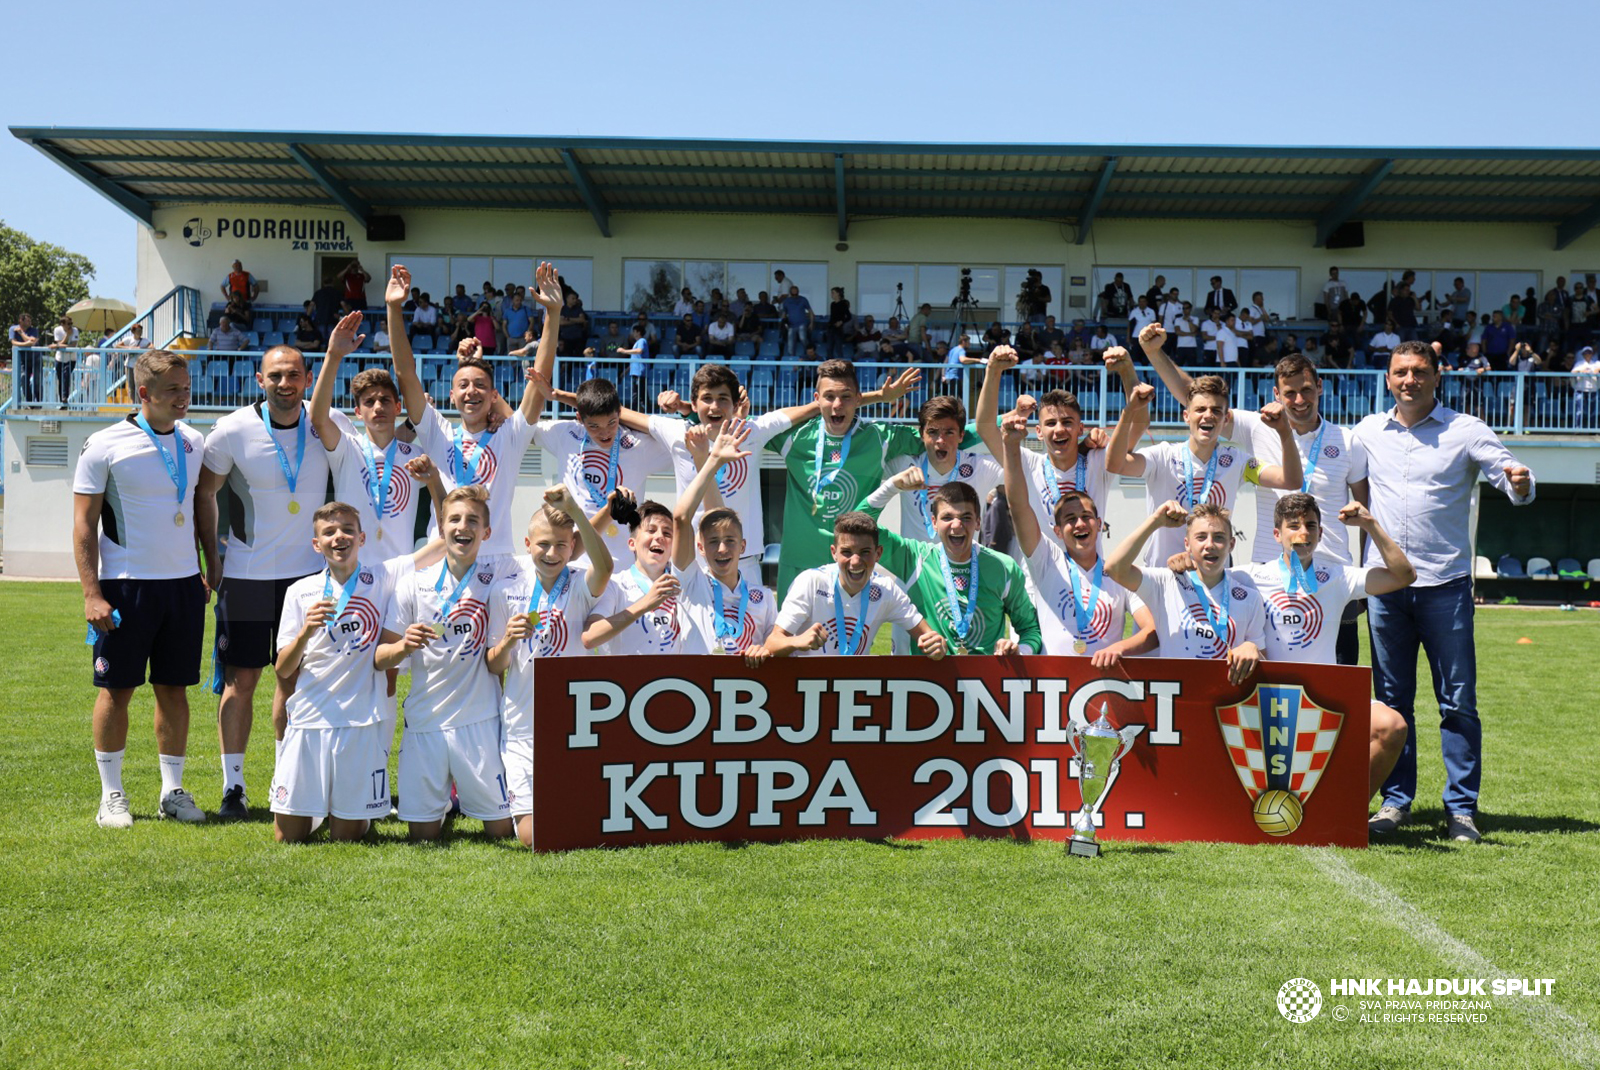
487 559 606 741
73 415 206 580
1024 541 1143 656
413 404 538 559
202 403 332 580
671 561 778 655
326 429 428 564
1136 440 1257 563
1160 301 1186 331
648 410 792 556
592 567 684 656
1017 446 1109 552
531 419 672 569
385 559 503 733
1137 567 1267 660
1200 320 1220 352
888 450 1003 543
774 564 922 656
276 557 413 729
1245 559 1370 665
1229 410 1368 565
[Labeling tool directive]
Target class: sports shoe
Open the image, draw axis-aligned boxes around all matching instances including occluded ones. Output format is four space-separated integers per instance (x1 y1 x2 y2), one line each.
1446 812 1482 843
217 784 249 821
158 788 207 823
1368 805 1411 834
96 791 133 829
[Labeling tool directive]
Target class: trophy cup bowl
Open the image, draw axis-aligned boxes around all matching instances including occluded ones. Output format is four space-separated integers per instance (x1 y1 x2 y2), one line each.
1065 711 1141 858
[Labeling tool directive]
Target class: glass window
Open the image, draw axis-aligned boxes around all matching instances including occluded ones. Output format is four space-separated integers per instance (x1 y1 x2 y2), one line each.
391 255 446 306
448 257 492 299
1338 270 1387 318
623 259 682 313
1151 269 1194 306
1196 269 1236 307
918 265 960 311
1239 269 1300 321
772 262 827 305
1477 272 1539 319
728 261 769 303
549 259 593 307
1090 268 1147 319
857 264 917 320
1002 266 1063 320
490 257 533 293
684 261 726 304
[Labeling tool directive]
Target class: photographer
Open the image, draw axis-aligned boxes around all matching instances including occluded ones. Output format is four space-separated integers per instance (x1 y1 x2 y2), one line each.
1016 269 1052 320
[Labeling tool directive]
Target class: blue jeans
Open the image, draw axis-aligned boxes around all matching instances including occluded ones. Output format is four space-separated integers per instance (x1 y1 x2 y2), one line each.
1368 576 1480 815
1575 391 1599 430
785 324 810 357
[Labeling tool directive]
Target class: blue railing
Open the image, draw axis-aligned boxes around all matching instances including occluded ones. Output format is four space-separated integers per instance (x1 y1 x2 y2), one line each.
8 347 1598 436
109 285 205 348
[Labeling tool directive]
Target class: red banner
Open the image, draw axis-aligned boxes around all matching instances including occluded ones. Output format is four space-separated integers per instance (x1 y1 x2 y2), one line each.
532 656 1371 852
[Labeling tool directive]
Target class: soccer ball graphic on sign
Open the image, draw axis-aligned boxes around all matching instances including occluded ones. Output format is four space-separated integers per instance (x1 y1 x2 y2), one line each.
1276 977 1323 1023
1252 789 1305 836
182 218 211 247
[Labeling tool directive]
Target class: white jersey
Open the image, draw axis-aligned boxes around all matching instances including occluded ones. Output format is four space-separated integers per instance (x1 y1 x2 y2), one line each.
488 559 606 740
1245 559 1370 665
1024 541 1144 656
672 561 778 655
412 404 538 559
648 409 792 554
276 557 412 729
385 559 503 733
885 449 1003 543
325 427 428 563
1137 440 1258 564
203 402 332 580
531 420 672 569
73 415 205 580
774 563 922 656
1229 411 1368 565
1137 567 1267 660
593 566 684 656
1016 446 1109 551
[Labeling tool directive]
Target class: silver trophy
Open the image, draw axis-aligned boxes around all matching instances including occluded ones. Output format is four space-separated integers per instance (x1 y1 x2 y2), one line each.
1065 710 1142 858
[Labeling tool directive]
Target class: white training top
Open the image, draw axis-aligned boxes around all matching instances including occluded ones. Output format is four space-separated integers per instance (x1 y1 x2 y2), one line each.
1229 410 1368 566
1024 540 1143 656
1245 558 1371 665
487 559 607 741
672 561 778 655
885 449 1003 543
73 415 206 581
277 556 413 729
1136 566 1267 660
649 409 792 554
1016 446 1109 552
1137 440 1258 564
593 566 684 656
203 402 332 580
531 419 672 569
412 404 538 559
385 558 503 733
774 563 923 656
325 427 428 564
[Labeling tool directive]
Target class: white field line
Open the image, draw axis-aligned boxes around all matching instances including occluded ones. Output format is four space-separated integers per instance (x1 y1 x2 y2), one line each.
1307 847 1600 1069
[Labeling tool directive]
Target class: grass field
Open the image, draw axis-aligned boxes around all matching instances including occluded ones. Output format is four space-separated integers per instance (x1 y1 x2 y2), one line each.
1 580 1596 1069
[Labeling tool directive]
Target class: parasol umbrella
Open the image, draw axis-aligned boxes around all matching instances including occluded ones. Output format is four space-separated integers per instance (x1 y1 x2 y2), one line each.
64 297 137 335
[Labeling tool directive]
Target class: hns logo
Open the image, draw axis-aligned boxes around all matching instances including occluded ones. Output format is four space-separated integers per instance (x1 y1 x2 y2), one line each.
1216 684 1344 837
182 218 211 247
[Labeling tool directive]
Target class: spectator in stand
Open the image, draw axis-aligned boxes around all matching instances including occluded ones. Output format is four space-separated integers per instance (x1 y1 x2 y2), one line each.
826 287 853 360
449 284 473 318
1215 312 1245 368
633 310 659 345
371 319 392 354
1038 314 1065 352
1013 321 1039 363
1158 288 1184 353
672 287 695 317
1019 268 1052 318
1432 314 1462 362
410 293 440 341
1144 274 1168 309
502 291 533 350
691 299 709 329
222 260 259 303
1064 318 1092 354
1203 275 1237 317
1368 282 1389 326
556 292 589 357
1499 294 1524 330
753 291 779 321
1511 341 1541 374
117 322 151 351
704 309 736 359
1481 310 1517 371
1447 277 1472 324
1338 289 1367 339
402 287 420 312
771 269 791 298
1128 295 1157 342
10 313 42 406
208 315 247 352
734 300 762 343
729 288 750 318
339 260 371 309
293 314 324 350
1459 342 1490 418
1264 333 1287 365
598 321 627 355
1464 310 1484 350
1172 302 1198 364
1573 346 1600 428
878 317 913 361
1568 282 1593 354
1321 322 1351 370
615 326 652 410
1321 267 1348 322
49 315 79 403
1245 291 1268 362
1199 307 1223 366
781 285 814 356
906 303 932 358
1536 289 1563 352
311 277 341 328
673 313 703 357
981 321 1010 355
853 315 882 359
223 295 254 330
1099 273 1133 320
1089 323 1117 359
1368 318 1401 369
1522 287 1539 330
469 303 498 355
448 312 473 352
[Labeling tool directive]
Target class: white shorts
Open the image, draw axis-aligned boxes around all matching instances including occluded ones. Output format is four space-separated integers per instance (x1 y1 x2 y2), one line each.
270 722 391 822
397 718 510 823
502 735 533 817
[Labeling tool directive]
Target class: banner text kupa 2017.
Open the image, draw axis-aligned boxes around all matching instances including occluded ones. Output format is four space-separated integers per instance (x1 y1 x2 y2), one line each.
532 656 1372 852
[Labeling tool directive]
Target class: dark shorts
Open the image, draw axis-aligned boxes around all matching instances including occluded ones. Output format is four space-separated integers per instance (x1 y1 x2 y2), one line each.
215 574 311 669
91 575 206 689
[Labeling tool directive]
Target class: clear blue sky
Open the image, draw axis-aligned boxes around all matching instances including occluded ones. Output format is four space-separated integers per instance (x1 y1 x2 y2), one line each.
4 0 1581 304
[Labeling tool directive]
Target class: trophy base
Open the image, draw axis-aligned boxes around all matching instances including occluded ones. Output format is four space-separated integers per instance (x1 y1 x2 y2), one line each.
1066 836 1101 858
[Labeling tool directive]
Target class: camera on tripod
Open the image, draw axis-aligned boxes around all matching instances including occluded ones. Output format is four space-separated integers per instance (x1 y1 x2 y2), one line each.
953 267 974 309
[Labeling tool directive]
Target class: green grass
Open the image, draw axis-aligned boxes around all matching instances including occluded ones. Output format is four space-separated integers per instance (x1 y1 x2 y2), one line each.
1 582 1596 1069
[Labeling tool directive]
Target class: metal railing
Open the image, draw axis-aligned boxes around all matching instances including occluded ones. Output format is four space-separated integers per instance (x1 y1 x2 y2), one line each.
108 285 205 348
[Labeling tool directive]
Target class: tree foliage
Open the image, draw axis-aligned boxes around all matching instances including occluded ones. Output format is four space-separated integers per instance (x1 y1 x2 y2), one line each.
0 220 96 355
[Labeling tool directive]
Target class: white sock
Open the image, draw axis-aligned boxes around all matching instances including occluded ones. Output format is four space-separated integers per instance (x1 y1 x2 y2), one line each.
158 754 186 796
95 749 125 800
222 752 246 792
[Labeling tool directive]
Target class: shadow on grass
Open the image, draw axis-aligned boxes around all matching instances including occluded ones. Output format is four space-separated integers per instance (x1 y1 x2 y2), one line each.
1477 812 1600 836
1370 807 1600 851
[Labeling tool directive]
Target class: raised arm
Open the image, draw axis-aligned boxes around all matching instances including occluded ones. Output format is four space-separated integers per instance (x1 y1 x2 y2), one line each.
549 485 612 596
671 420 752 571
998 410 1043 557
974 345 1019 456
405 455 449 532
1104 382 1153 476
529 262 564 402
1338 502 1417 595
1250 403 1304 490
386 266 428 422
310 311 365 450
1105 499 1188 591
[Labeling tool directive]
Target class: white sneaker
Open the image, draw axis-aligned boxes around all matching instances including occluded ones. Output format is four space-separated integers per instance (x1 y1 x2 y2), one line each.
96 791 133 829
158 788 207 823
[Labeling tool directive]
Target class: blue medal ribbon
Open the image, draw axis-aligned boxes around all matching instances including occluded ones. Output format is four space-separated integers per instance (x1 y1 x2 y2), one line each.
712 575 751 647
433 562 475 623
812 419 856 505
914 455 936 537
1297 419 1329 493
1040 451 1088 514
1065 556 1104 638
1182 446 1219 507
1188 573 1231 650
86 608 122 645
937 547 979 649
134 415 188 507
578 432 622 508
528 567 571 647
1280 552 1320 595
832 572 868 655
259 403 306 495
360 435 400 523
453 423 496 486
322 567 361 633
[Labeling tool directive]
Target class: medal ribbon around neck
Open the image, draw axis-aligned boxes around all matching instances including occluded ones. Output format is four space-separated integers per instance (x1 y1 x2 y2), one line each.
832 571 868 655
937 546 979 649
259 403 306 496
527 567 571 647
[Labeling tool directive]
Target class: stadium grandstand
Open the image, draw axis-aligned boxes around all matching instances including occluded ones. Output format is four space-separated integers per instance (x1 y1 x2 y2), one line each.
5 127 1599 596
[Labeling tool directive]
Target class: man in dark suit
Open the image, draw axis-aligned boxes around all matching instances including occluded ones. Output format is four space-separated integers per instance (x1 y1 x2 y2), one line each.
1203 276 1237 317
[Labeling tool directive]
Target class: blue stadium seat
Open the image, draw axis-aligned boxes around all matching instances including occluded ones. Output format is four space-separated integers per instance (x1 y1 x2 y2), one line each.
411 334 434 353
761 328 781 345
732 340 757 357
261 332 285 348
429 379 451 407
757 340 780 359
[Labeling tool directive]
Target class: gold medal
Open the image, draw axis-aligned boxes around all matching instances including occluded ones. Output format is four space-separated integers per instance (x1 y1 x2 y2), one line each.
1073 638 1088 655
288 500 301 515
174 510 185 527
955 643 968 656
431 620 448 636
525 611 540 629
605 523 618 537
375 525 383 542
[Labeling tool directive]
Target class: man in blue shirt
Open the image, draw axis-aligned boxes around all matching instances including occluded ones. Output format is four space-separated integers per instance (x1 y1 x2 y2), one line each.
781 285 814 356
1480 310 1518 372
502 292 532 344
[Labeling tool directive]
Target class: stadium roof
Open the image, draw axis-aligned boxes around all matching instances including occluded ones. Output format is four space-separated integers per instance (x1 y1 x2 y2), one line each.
13 126 1600 249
